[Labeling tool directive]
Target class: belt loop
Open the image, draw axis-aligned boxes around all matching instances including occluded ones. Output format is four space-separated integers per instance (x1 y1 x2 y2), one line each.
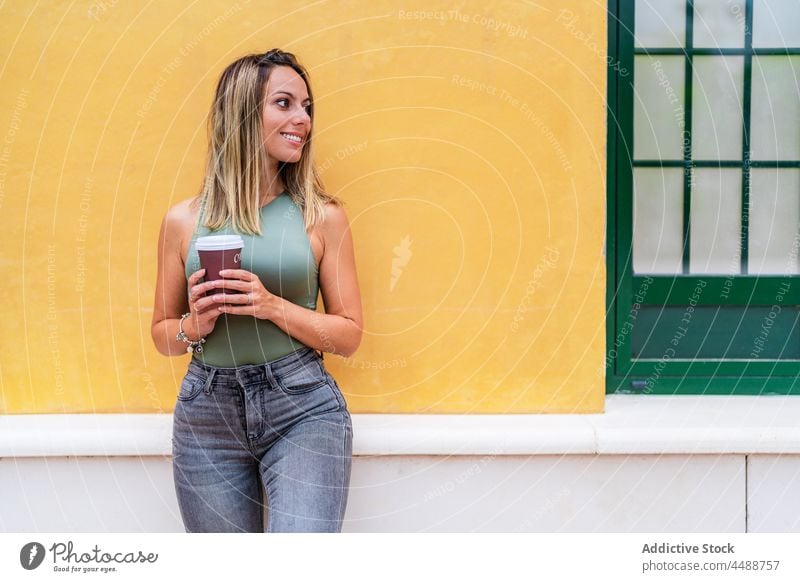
263 362 278 391
203 368 216 395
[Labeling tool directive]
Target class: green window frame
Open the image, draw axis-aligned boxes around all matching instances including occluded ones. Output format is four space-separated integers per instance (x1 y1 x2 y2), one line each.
607 0 800 394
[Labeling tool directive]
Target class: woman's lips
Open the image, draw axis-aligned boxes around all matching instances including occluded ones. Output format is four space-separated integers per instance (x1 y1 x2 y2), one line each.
280 132 303 145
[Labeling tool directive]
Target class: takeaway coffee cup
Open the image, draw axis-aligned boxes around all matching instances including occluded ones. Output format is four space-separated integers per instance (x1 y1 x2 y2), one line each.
196 235 244 296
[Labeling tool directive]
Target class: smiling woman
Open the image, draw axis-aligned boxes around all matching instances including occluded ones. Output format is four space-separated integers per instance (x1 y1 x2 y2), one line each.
149 49 363 533
262 67 313 166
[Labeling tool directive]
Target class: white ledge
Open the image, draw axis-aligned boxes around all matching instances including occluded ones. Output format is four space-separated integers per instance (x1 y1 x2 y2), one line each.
1 395 800 457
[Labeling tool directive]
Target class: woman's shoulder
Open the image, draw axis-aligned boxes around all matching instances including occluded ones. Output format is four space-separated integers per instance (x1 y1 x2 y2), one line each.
320 198 347 222
317 198 351 245
171 195 201 218
162 196 202 261
313 195 346 224
165 195 201 228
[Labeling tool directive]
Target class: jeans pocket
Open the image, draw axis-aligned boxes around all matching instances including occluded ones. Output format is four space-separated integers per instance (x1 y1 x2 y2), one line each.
276 360 328 394
177 373 205 401
326 373 350 413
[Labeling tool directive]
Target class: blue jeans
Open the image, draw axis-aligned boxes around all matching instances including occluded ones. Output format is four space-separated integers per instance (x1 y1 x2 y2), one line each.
171 346 353 532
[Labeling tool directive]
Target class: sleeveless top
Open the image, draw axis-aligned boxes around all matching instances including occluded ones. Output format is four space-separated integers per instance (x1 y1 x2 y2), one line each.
184 191 320 367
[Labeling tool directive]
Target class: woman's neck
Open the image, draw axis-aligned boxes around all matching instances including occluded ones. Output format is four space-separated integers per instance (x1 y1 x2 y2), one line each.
259 176 285 206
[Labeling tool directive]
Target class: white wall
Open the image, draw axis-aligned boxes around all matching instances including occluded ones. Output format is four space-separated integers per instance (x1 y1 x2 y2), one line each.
2 454 799 532
2 396 799 532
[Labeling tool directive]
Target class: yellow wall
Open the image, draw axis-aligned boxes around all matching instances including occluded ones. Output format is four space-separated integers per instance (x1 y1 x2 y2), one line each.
0 0 606 414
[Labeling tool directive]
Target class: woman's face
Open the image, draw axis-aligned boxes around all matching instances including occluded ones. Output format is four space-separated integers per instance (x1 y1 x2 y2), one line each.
261 66 312 165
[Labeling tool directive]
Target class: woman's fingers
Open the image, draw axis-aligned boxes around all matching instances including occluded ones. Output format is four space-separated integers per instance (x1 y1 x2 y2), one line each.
187 271 252 310
187 269 206 304
188 268 205 286
212 292 251 304
194 292 247 311
197 278 248 297
219 269 251 281
195 306 221 318
212 278 248 291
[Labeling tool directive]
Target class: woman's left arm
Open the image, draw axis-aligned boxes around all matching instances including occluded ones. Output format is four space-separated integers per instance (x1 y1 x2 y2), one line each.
213 203 363 357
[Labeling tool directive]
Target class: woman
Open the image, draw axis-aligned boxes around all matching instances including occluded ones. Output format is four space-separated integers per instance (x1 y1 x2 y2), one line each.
150 49 362 533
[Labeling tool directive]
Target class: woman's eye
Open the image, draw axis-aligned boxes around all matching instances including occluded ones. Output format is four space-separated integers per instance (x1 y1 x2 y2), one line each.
274 99 311 116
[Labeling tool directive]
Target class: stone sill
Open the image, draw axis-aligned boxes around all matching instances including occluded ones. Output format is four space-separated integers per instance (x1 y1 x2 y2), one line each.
2 395 799 457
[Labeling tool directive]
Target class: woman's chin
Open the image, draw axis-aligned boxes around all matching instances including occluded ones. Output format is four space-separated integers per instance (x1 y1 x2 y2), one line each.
270 150 303 164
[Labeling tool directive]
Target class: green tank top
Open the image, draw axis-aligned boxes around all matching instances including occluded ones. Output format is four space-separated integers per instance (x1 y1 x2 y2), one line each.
184 191 319 367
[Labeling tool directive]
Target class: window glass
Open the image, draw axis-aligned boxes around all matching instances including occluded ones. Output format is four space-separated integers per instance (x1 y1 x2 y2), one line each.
633 168 684 274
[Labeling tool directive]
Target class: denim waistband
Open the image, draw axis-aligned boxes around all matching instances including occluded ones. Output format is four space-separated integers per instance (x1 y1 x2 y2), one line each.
187 346 323 386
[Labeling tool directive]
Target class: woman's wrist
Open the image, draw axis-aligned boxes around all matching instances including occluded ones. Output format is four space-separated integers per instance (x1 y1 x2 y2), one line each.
176 313 206 354
182 314 202 341
261 294 283 322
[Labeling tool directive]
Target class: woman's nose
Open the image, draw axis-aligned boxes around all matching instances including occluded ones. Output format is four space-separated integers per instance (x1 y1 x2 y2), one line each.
292 105 311 124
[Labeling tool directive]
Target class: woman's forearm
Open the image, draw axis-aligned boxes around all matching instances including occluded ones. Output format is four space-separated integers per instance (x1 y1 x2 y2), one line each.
151 317 201 357
263 297 361 357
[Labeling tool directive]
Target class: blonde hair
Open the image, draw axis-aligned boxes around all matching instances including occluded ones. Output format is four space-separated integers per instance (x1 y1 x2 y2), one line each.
194 49 341 235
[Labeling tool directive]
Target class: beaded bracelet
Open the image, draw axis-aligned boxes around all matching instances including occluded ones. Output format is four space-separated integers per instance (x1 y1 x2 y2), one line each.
176 312 206 354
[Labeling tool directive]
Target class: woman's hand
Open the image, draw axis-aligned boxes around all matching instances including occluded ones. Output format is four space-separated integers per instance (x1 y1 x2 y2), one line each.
184 268 225 339
200 268 279 320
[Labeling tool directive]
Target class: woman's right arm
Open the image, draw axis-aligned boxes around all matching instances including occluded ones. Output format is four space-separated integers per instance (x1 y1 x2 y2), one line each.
150 205 219 356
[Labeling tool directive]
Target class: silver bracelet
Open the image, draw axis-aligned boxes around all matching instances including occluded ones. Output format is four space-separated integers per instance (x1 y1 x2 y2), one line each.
176 312 206 354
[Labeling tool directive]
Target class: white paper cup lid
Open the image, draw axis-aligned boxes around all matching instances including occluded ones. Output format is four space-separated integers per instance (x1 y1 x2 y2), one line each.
196 234 244 251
